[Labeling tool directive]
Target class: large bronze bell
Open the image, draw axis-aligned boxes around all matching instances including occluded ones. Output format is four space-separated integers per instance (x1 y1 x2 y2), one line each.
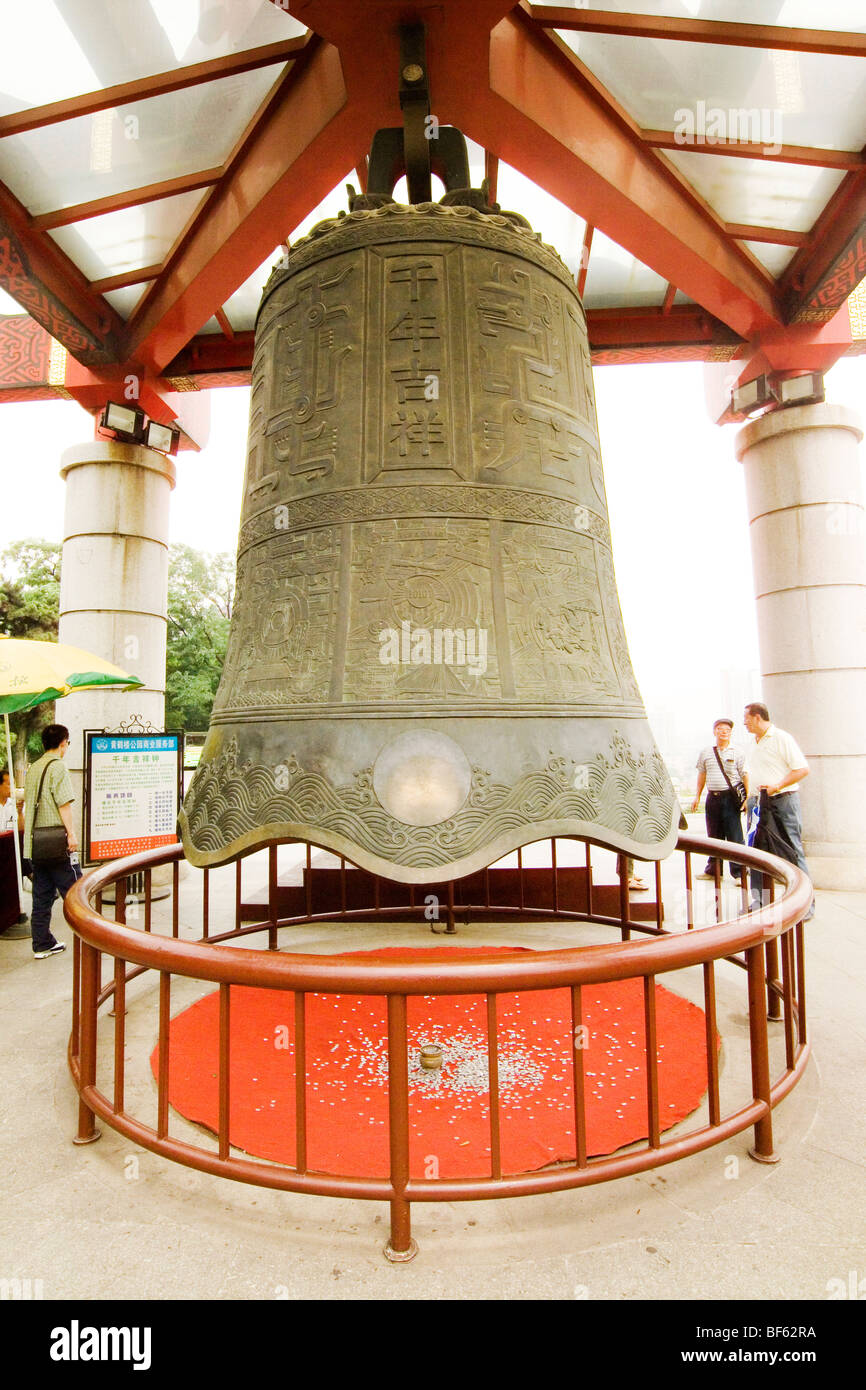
179 173 679 882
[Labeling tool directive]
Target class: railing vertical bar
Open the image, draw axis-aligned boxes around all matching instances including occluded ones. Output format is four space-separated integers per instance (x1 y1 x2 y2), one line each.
171 859 179 937
235 859 242 933
654 860 663 932
386 995 413 1257
446 878 456 934
157 971 171 1139
486 993 502 1180
765 936 782 1022
71 933 81 1062
305 843 312 920
702 961 720 1127
484 865 491 909
115 876 126 925
618 857 630 942
517 846 525 912
268 845 278 951
340 857 347 916
644 976 660 1148
570 984 587 1168
795 921 807 1044
294 991 307 1174
144 869 152 933
74 942 100 1144
781 929 796 1069
551 837 559 915
746 944 776 1161
113 957 126 1114
585 841 592 917
202 865 210 940
684 852 694 930
218 982 230 1160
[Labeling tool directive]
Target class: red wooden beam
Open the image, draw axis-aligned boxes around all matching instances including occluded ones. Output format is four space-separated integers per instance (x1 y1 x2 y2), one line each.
34 168 224 231
577 223 593 299
528 6 866 58
214 308 235 340
0 36 309 139
90 265 163 294
642 130 864 172
781 168 866 322
453 11 780 340
484 150 499 205
661 283 677 315
726 224 808 248
587 304 741 351
124 35 392 373
0 181 123 364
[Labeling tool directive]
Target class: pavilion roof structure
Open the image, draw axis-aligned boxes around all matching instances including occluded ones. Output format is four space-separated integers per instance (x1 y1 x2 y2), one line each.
1 0 866 442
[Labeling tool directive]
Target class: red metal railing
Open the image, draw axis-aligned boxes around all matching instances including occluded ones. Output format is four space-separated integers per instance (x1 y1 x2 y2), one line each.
64 834 812 1260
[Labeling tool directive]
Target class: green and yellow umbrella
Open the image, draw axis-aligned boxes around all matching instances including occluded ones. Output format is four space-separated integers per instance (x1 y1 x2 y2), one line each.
0 636 143 904
0 635 143 714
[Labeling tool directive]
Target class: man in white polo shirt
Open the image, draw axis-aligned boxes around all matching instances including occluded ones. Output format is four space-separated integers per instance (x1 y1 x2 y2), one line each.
743 702 814 919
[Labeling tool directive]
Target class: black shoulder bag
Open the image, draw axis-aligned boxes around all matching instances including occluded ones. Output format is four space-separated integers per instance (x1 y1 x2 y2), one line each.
30 761 70 865
713 747 747 813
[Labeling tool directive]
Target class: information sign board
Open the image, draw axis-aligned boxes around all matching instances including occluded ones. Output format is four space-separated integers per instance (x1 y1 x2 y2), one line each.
85 732 182 861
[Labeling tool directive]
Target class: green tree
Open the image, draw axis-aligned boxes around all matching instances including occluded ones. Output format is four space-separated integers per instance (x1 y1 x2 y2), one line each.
0 539 61 776
165 545 233 731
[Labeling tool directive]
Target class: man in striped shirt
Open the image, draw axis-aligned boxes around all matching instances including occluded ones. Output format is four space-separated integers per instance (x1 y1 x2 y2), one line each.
692 719 746 880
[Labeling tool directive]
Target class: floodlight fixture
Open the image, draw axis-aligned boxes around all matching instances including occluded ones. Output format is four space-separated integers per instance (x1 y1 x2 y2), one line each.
773 372 825 408
145 420 180 455
731 376 773 417
98 401 146 441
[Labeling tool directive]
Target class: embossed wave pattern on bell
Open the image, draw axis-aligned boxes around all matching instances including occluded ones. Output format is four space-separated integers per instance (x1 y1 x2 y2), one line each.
178 199 680 881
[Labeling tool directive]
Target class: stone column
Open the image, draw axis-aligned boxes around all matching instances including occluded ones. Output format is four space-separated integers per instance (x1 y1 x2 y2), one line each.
56 441 176 844
736 403 866 889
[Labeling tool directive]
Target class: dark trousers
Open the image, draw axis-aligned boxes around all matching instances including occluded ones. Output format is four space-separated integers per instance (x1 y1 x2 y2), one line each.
704 790 744 877
748 792 813 910
31 858 82 952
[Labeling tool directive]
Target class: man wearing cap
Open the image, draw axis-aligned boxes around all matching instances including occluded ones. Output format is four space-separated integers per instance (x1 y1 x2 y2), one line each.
691 719 746 880
743 702 814 920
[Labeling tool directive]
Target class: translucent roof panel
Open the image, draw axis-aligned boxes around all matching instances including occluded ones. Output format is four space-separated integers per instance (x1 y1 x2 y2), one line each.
740 241 798 277
582 229 669 309
663 150 845 231
556 34 866 151
548 1 866 31
0 64 286 216
495 162 588 278
101 285 150 319
48 188 209 281
0 0 304 115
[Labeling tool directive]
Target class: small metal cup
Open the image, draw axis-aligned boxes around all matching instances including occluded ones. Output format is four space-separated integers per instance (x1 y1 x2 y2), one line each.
419 1043 443 1070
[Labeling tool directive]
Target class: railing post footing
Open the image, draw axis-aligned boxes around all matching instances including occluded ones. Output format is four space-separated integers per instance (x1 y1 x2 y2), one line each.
72 1127 102 1146
383 1238 419 1263
748 1145 780 1165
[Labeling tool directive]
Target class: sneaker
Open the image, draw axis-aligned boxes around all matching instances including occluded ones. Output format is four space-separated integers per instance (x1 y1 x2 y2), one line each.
0 919 31 940
696 871 715 881
33 942 66 959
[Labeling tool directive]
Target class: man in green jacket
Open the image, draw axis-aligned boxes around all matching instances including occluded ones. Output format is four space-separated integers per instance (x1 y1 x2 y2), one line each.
23 724 81 959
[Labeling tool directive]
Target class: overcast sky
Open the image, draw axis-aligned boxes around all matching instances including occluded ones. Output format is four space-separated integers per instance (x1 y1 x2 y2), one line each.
1 335 863 768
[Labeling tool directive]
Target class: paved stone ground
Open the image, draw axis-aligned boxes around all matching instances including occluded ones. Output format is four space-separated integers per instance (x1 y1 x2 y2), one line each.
1 824 863 1303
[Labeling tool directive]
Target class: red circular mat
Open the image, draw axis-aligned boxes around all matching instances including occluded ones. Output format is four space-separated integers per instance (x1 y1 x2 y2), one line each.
152 948 718 1179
